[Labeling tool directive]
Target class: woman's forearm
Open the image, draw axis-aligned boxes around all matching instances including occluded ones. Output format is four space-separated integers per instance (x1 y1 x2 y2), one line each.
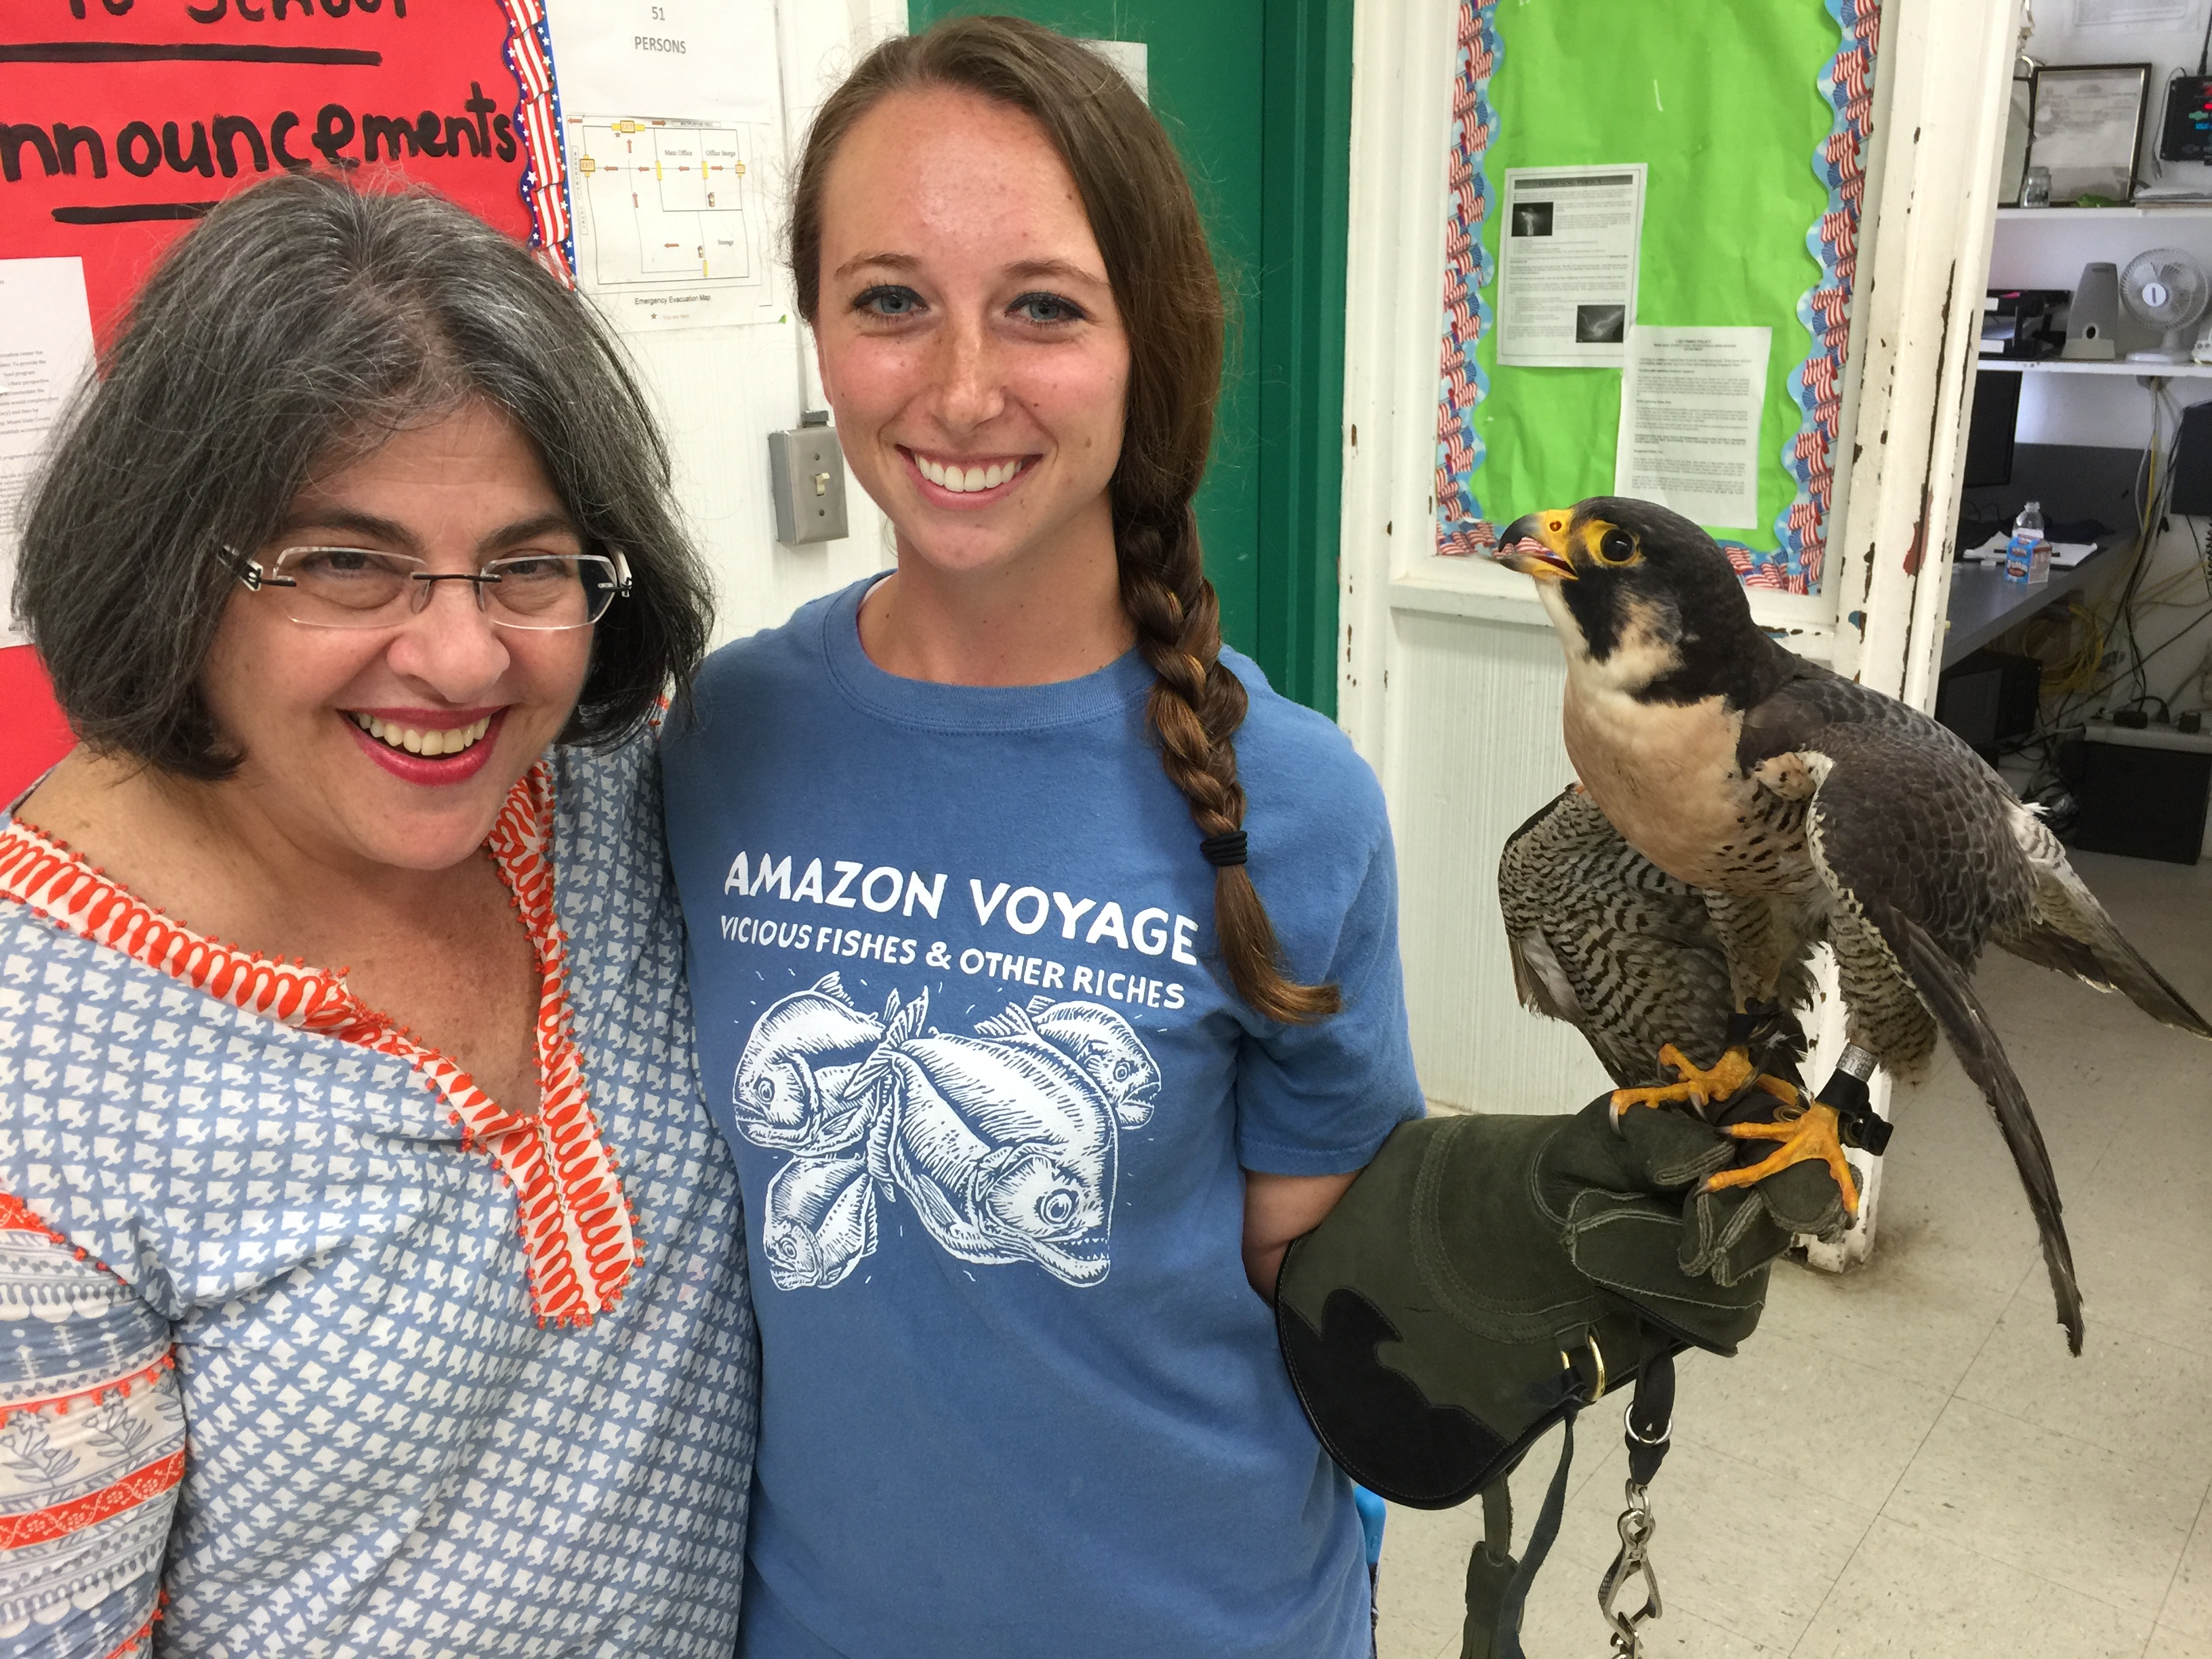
1241 1169 1360 1302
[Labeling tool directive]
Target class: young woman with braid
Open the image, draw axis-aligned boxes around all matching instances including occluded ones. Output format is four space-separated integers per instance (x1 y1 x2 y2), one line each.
660 18 1421 1656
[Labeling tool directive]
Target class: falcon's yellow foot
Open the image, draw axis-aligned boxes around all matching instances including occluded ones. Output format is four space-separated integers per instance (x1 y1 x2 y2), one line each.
1609 1045 1801 1124
1705 1099 1861 1216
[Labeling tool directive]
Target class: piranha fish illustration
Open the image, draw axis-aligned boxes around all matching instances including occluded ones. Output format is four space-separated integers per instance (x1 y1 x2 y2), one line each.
733 972 888 1153
761 1149 878 1291
974 997 1162 1128
851 988 1119 1288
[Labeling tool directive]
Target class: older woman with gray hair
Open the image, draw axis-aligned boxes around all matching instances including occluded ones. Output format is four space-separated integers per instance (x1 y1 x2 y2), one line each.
0 175 755 1656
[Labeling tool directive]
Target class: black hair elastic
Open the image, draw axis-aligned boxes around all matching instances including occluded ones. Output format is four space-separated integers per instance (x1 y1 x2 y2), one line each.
1198 831 1248 868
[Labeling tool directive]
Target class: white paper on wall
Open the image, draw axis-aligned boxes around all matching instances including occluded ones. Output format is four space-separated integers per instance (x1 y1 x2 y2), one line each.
544 0 781 126
1614 325 1771 531
2068 0 2192 27
0 258 96 650
567 115 787 331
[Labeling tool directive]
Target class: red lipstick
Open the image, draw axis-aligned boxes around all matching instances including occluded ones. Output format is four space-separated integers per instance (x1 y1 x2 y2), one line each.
344 708 506 787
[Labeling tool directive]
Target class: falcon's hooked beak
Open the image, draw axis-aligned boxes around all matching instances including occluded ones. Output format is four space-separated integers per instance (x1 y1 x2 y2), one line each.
1494 511 1579 581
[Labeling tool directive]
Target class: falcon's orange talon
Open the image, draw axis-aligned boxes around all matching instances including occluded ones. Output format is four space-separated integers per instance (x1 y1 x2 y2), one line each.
1610 1043 1761 1121
1705 1100 1860 1215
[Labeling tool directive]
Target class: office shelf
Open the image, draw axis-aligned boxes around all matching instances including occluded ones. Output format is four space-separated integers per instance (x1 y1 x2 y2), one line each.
1976 357 2212 377
1996 205 2212 220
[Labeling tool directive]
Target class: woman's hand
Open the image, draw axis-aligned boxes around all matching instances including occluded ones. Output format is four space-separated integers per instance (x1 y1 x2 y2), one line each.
1241 1169 1359 1303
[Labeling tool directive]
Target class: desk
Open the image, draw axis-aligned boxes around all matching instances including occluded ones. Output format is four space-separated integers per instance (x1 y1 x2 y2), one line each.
1950 442 2144 668
1942 543 2122 668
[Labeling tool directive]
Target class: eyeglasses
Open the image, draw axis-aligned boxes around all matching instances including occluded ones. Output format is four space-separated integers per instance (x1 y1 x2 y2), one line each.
232 545 632 632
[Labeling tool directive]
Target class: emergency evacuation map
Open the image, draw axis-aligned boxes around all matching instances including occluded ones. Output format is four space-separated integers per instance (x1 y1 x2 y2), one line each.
566 116 783 328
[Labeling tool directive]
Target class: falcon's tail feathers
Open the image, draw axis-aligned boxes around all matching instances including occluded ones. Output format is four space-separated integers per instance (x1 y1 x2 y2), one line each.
1890 903 2085 1355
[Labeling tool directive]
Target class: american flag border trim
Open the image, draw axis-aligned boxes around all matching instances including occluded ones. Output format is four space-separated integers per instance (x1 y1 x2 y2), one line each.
500 0 576 282
1431 0 1502 560
1758 0 1881 596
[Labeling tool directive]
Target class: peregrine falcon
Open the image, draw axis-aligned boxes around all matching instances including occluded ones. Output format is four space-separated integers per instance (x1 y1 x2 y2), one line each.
1494 497 2212 1352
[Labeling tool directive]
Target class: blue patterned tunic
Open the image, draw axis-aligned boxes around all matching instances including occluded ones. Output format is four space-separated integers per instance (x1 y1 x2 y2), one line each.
0 735 756 1658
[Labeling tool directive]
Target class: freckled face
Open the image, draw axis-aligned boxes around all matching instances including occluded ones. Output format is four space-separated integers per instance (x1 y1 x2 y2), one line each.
198 401 593 874
811 86 1130 581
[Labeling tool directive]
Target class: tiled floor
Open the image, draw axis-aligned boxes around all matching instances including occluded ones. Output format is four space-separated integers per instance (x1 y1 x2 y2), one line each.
1376 851 2212 1659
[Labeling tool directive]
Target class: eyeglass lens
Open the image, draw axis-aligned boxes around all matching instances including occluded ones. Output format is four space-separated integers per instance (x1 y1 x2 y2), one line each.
268 548 619 631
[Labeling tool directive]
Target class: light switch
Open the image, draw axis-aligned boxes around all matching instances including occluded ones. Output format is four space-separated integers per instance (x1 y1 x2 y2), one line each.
770 413 848 544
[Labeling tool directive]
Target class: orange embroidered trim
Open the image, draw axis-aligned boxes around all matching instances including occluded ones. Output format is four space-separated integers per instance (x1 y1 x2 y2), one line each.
0 1189 131 1285
0 1189 176 1425
0 1448 186 1550
0 1357 176 1430
0 766 638 1326
98 1597 163 1659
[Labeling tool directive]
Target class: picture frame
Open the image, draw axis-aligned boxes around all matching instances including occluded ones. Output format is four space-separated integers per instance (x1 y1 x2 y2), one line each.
1999 65 2034 206
2025 62 2152 204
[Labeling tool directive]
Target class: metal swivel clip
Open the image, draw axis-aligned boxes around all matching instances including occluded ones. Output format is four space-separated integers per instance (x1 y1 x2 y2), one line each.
1597 1398 1668 1656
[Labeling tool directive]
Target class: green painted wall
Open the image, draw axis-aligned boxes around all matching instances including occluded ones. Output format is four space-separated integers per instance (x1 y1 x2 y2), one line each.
906 1 1349 714
1471 3 1836 544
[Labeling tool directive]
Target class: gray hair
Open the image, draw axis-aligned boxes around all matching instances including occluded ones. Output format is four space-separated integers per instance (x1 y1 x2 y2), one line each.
16 173 713 779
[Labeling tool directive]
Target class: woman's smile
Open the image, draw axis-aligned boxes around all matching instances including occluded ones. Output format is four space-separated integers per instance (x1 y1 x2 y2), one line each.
344 705 508 783
901 447 1035 501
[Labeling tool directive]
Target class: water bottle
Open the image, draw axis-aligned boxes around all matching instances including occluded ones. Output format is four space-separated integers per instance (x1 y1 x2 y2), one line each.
2003 501 2047 585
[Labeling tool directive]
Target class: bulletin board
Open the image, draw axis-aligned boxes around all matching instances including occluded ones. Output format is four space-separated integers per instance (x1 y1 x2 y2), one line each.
1432 0 1880 594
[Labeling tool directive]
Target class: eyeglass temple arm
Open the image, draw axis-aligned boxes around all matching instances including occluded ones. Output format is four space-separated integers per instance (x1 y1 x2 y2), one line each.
225 547 295 592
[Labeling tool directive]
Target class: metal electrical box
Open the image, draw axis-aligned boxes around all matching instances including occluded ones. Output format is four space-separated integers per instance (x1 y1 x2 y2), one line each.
770 413 848 545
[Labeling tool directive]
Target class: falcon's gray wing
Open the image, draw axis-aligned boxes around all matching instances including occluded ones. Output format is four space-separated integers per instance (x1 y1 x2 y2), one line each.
1498 785 1808 1088
1994 808 2212 1038
1742 672 2086 1351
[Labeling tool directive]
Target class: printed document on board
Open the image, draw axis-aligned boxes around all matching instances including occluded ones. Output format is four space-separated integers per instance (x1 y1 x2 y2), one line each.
0 259 95 649
1614 325 1771 531
1496 165 1645 367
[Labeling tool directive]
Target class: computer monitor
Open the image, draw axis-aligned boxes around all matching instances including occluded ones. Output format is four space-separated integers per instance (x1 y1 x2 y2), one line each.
1963 368 2021 488
2169 398 2212 516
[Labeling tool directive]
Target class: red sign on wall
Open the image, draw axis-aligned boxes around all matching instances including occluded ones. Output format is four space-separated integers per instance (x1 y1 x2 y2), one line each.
0 0 569 337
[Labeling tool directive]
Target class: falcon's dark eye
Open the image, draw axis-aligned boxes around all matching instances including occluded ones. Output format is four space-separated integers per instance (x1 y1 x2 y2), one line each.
1596 527 1638 565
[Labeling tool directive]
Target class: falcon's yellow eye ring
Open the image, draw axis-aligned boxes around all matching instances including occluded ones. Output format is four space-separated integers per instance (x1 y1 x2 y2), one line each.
1595 527 1639 566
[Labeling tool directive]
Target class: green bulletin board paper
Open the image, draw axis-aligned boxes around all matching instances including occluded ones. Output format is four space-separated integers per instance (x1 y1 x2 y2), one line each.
1473 3 1837 541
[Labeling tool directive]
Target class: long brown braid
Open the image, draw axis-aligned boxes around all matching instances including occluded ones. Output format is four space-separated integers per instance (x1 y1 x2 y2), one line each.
790 16 1339 1023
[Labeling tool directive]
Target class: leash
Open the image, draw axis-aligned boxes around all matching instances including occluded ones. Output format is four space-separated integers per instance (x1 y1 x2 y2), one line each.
1597 1347 1674 1656
1459 1334 1679 1659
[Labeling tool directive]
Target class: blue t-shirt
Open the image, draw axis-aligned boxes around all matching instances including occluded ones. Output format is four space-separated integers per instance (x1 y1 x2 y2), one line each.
662 577 1423 1659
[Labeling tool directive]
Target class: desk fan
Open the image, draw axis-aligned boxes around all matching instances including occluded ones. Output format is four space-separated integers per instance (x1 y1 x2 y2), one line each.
2121 247 2210 363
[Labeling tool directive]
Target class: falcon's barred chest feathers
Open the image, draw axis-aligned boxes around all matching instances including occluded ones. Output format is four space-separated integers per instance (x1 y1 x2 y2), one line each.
1494 498 2212 1353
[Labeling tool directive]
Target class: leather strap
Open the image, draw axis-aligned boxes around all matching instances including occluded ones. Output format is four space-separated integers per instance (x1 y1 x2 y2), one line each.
1459 1412 1577 1659
1625 1347 1674 1487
